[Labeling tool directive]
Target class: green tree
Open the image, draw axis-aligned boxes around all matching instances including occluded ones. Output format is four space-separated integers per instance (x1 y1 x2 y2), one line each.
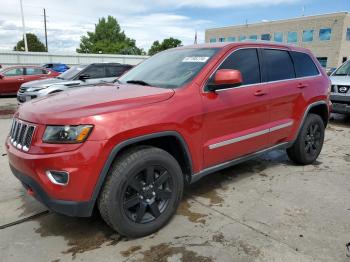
148 37 182 56
13 33 46 52
77 16 143 55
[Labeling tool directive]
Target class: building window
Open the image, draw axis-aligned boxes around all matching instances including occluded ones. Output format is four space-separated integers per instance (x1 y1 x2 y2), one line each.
249 35 258 40
302 30 314 42
343 57 348 63
227 37 236 42
238 36 246 41
319 28 331 41
317 57 328 68
287 32 298 43
210 38 216 43
219 37 226 42
346 28 350 41
261 34 271 41
274 32 283 42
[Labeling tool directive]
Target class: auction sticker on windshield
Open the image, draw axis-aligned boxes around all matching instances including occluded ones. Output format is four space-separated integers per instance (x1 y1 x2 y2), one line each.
182 57 210 63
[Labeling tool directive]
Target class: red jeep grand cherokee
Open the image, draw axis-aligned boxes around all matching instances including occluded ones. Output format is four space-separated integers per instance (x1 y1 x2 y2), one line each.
6 42 331 237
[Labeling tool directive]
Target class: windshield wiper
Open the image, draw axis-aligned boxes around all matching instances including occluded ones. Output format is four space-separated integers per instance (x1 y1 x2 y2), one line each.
126 80 151 86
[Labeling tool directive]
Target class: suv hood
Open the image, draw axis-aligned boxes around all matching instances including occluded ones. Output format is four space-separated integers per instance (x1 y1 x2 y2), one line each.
21 78 67 90
16 83 175 124
330 75 350 86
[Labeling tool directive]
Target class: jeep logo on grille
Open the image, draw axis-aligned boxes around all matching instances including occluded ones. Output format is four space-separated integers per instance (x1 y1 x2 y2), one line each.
339 86 348 93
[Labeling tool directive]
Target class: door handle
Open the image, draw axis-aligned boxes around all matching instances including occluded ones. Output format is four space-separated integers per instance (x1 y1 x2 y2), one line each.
297 83 308 89
17 78 24 81
254 90 267 96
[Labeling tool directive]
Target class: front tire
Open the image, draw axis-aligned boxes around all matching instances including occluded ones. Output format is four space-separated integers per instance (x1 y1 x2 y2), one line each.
287 113 325 165
98 146 184 238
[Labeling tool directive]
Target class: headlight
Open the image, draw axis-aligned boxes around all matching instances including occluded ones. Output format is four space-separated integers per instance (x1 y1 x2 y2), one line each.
43 125 93 143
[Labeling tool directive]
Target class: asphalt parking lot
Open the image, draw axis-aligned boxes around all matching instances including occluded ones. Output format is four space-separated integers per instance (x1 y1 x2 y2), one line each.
0 97 350 262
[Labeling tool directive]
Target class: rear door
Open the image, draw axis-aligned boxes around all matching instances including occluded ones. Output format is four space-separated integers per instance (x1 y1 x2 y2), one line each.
201 48 271 168
0 67 25 94
261 49 300 146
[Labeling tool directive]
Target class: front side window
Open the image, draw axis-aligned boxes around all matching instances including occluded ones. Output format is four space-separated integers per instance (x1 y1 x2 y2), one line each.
287 32 298 43
119 48 219 89
219 37 226 42
316 57 328 68
302 30 314 42
83 66 106 79
347 28 350 41
227 37 236 42
217 48 260 85
290 51 319 77
25 67 44 75
274 32 283 42
319 28 331 41
210 38 217 43
261 34 271 41
333 60 350 76
263 49 295 81
3 68 24 76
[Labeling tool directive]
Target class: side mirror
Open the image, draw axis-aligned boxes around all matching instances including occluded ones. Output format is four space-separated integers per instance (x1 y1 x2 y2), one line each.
79 74 90 81
207 69 243 91
0 73 4 79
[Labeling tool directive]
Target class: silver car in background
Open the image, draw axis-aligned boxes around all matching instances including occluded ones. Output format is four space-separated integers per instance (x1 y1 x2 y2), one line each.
17 62 133 103
330 60 350 115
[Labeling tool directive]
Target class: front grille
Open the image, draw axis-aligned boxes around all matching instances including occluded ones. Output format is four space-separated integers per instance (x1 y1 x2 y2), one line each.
337 85 349 94
331 85 335 92
9 118 36 152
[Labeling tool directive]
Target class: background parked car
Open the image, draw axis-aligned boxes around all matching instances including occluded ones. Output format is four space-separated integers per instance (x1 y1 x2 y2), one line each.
326 67 337 76
330 60 350 114
17 62 133 103
0 66 59 96
41 63 70 73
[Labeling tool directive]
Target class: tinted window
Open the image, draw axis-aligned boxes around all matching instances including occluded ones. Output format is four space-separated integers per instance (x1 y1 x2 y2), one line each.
347 28 350 41
290 51 319 77
105 65 131 77
210 38 216 43
238 36 246 41
249 35 258 40
227 37 236 42
4 68 24 76
263 49 295 81
316 57 328 68
25 67 44 75
219 37 226 42
83 65 105 79
319 28 331 41
261 34 271 41
218 48 260 85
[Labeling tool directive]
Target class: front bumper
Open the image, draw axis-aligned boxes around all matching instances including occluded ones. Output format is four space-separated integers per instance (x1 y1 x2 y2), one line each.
330 94 350 114
10 165 93 217
6 138 109 216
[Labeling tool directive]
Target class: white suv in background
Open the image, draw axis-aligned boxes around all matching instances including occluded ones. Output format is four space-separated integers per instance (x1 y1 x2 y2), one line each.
330 60 350 115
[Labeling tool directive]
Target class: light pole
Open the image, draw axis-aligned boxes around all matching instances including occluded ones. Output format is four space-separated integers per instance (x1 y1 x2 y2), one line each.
19 0 28 52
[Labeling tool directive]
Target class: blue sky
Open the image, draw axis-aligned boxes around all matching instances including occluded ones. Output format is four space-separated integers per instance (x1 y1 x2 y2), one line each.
0 0 348 52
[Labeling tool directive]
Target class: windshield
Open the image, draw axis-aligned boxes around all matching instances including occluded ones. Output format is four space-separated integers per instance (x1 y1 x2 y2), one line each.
119 48 219 88
333 60 350 76
57 65 87 80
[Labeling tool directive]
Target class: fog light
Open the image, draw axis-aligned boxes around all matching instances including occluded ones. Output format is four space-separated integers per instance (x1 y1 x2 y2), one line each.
46 170 69 185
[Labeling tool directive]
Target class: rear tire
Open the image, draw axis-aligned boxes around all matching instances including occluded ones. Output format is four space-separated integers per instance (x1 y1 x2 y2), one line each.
287 113 325 165
98 146 184 238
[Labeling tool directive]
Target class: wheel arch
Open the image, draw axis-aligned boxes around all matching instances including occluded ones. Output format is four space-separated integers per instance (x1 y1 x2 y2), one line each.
89 131 193 213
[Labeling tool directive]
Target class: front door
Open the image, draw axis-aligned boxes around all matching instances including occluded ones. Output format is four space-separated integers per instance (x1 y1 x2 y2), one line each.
0 67 25 94
201 48 271 168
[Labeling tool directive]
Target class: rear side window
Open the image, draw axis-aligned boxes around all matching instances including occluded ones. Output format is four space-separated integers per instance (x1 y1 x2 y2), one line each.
3 68 24 76
290 51 319 77
263 49 295 81
218 49 260 85
105 65 130 77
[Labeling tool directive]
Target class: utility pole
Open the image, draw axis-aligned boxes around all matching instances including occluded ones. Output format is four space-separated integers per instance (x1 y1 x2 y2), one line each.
19 0 28 52
43 8 48 52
